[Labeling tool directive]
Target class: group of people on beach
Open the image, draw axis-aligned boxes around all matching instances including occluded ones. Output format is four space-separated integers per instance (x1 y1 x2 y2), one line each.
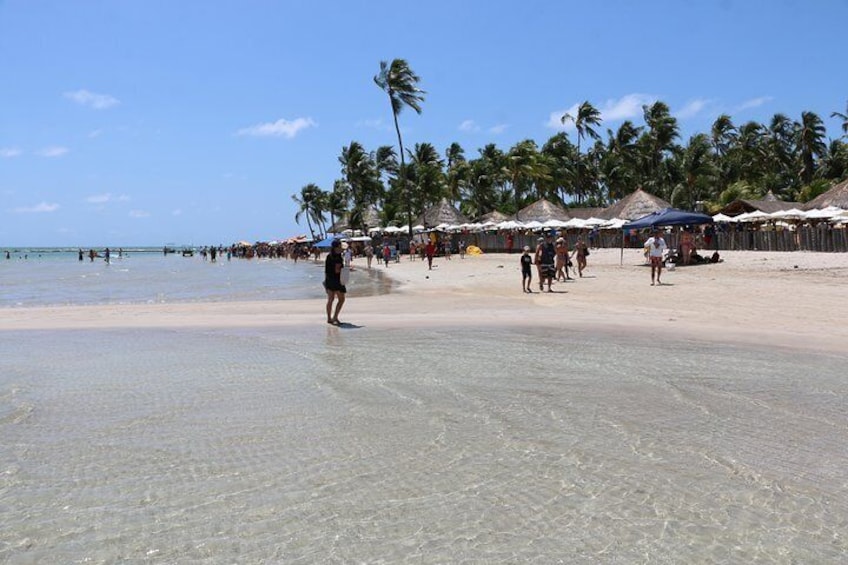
520 232 590 293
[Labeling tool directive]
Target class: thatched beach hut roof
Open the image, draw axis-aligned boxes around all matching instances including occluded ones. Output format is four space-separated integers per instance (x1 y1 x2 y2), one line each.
416 198 469 227
513 198 571 222
803 178 848 210
329 206 382 232
566 206 606 220
601 189 671 220
475 210 510 224
720 190 802 216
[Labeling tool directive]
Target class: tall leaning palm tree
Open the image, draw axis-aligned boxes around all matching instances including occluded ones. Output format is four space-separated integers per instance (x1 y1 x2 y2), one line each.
374 59 426 238
561 101 602 203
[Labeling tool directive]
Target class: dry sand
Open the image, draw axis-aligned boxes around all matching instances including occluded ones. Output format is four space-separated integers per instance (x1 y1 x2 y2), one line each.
2 249 847 354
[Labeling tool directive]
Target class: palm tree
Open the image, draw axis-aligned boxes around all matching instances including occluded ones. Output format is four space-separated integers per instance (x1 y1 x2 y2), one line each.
291 183 324 240
339 142 381 234
561 100 602 154
710 114 737 158
407 142 445 216
540 132 577 202
374 59 426 237
640 101 680 195
672 133 718 209
561 101 602 204
324 180 349 234
797 111 827 185
444 142 468 205
831 100 848 136
504 139 546 213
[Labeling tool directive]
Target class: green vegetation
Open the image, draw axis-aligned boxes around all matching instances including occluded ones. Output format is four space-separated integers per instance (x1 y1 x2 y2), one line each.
293 69 848 235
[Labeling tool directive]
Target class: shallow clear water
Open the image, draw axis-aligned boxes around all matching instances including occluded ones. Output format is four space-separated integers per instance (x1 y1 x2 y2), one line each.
0 251 385 306
2 325 846 563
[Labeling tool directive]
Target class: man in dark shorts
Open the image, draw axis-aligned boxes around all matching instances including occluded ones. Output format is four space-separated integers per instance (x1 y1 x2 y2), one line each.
538 233 556 292
324 239 346 324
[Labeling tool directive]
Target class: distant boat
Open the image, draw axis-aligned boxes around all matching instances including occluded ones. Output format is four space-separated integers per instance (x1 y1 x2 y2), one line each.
181 248 194 257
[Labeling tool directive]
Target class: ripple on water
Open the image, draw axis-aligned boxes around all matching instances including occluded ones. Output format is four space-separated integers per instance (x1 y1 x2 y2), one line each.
1 326 846 562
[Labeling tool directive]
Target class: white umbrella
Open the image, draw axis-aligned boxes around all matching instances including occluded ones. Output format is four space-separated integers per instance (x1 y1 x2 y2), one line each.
563 218 588 229
734 210 772 222
602 218 627 229
805 206 845 220
493 220 513 230
542 219 568 228
768 208 807 220
712 213 734 223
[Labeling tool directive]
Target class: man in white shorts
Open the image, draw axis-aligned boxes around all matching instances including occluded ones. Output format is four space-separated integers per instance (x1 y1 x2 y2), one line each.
644 229 668 286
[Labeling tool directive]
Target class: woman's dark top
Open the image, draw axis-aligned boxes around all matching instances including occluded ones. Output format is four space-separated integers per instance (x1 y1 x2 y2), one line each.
324 252 346 292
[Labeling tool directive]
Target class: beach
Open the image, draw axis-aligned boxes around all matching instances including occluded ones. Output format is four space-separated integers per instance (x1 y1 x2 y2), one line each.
3 249 848 563
3 248 848 353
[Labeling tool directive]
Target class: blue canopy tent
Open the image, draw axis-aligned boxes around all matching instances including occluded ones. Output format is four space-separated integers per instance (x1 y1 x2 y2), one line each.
622 208 714 230
620 208 714 264
314 234 347 248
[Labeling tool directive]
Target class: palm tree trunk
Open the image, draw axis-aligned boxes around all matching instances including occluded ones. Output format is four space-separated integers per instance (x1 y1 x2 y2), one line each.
392 110 412 239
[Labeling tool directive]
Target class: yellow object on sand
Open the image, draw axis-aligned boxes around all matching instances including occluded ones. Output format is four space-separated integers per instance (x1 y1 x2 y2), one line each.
466 245 483 255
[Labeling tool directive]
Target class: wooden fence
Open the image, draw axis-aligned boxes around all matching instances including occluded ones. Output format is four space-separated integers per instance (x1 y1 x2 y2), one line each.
453 224 848 253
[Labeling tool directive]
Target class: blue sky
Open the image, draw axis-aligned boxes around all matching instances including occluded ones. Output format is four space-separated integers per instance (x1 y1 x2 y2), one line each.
2 0 847 247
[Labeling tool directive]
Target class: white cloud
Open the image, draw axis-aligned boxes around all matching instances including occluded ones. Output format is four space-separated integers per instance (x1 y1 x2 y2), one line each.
38 146 69 157
676 98 712 119
356 118 387 129
735 96 773 112
14 201 60 213
64 89 120 109
459 119 480 132
237 117 316 138
86 193 130 204
1 147 22 158
171 209 182 216
88 129 103 138
547 93 658 129
129 210 150 218
488 124 509 135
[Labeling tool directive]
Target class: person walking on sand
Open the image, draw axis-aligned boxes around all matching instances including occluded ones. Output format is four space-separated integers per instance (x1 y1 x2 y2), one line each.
644 230 668 286
537 233 556 292
534 236 545 290
520 245 534 293
425 239 436 270
382 243 391 267
364 243 373 269
573 236 589 277
555 237 572 282
324 239 346 324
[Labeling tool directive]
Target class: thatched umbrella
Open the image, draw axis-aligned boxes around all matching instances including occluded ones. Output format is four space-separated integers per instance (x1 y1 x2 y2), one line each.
514 198 571 223
601 189 670 220
803 178 848 210
416 198 469 227
720 190 802 216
